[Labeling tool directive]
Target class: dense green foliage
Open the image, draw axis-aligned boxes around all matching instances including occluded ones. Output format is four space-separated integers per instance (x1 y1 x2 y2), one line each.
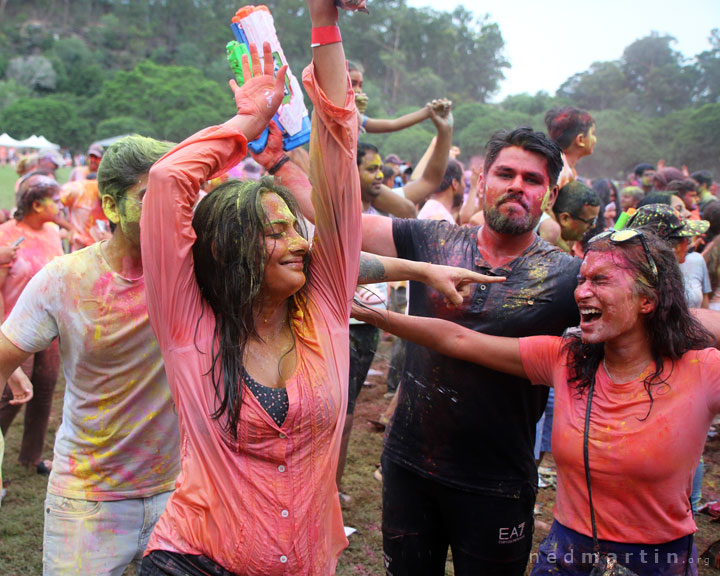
0 1 718 178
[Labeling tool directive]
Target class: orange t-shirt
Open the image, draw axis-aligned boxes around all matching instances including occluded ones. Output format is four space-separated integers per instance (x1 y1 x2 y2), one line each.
60 179 109 251
0 219 63 320
519 335 720 544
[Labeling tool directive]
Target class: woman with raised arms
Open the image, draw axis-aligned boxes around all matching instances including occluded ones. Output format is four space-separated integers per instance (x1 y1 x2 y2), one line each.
135 1 499 574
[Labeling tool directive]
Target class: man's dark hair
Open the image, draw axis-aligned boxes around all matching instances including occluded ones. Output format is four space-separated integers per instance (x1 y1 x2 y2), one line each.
544 107 595 150
667 178 698 195
691 170 713 189
438 159 464 192
653 167 684 191
553 180 600 217
381 165 395 181
357 142 379 166
634 163 655 178
484 126 563 187
638 191 673 208
702 201 720 242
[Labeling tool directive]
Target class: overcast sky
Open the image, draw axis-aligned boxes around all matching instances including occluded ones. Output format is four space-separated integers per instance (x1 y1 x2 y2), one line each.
404 0 718 101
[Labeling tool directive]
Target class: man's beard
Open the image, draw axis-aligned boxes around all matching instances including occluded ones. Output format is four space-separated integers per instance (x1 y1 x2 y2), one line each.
484 197 539 235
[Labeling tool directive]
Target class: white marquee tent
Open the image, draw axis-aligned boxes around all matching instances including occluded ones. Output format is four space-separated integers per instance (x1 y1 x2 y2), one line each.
0 133 59 149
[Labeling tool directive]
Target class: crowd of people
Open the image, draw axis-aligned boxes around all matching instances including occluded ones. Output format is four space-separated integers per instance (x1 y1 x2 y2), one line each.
0 1 719 575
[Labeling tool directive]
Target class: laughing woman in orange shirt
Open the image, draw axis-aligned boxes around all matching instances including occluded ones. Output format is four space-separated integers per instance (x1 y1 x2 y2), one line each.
354 229 720 576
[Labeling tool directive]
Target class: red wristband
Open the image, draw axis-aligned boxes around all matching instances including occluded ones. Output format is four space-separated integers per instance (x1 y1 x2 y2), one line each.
311 26 342 48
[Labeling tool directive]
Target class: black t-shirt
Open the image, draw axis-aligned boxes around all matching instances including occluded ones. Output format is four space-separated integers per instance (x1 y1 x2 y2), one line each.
386 219 581 494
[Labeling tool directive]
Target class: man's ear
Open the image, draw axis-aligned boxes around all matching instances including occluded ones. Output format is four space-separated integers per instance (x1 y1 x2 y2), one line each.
557 212 572 227
575 132 587 149
102 194 120 225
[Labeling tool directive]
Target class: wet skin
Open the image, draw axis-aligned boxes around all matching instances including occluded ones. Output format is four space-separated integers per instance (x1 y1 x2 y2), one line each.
260 192 310 303
483 146 553 235
575 251 653 345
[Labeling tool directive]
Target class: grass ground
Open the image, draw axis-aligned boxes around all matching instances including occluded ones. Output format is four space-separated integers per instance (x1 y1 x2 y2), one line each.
1 338 719 575
0 165 71 210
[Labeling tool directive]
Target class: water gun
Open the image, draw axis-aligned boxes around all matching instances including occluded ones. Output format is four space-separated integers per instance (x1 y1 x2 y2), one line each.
226 5 311 154
613 207 636 230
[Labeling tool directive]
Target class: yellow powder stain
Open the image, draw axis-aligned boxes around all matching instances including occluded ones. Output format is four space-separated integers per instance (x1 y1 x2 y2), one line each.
94 325 102 340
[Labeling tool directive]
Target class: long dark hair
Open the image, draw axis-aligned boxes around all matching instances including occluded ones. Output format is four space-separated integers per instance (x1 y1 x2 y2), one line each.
564 230 713 417
192 175 310 438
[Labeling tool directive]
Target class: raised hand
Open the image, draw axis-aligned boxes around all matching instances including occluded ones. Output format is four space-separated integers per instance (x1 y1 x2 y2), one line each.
249 121 285 170
229 42 288 142
334 0 369 13
427 98 454 131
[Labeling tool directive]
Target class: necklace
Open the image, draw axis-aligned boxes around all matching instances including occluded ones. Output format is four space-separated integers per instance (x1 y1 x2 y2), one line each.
602 358 614 382
602 357 649 384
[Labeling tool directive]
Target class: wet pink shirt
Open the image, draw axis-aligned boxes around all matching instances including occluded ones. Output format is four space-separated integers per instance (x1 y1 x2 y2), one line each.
519 336 720 544
0 219 63 319
142 63 360 575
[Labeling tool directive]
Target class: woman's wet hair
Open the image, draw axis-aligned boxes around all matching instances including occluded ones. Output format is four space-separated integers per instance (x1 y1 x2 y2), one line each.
192 175 310 438
564 229 714 418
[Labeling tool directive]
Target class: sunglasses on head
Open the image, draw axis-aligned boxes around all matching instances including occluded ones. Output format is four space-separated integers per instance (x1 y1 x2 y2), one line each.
588 228 658 283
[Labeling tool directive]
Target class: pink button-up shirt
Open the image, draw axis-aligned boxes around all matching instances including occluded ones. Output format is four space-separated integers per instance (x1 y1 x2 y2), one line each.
142 63 360 575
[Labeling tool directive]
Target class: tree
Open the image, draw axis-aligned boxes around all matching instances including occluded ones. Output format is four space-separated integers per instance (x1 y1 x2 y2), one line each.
50 37 104 97
454 105 530 159
695 29 720 104
95 116 157 141
0 79 31 110
501 91 558 116
665 104 720 176
557 62 628 111
92 59 235 140
6 55 57 92
0 96 91 148
621 33 694 116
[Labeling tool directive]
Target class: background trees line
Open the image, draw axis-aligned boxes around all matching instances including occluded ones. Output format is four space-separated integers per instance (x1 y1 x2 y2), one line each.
0 0 718 178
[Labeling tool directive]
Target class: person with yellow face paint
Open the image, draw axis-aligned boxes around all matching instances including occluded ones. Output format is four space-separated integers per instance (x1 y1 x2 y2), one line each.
0 136 181 575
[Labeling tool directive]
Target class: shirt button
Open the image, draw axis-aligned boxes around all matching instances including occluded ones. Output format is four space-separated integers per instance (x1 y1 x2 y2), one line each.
278 465 286 472
480 284 486 291
281 509 289 518
279 432 286 439
280 555 288 563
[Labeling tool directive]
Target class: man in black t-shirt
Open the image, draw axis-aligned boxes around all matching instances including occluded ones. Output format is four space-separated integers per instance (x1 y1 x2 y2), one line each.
361 127 581 575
